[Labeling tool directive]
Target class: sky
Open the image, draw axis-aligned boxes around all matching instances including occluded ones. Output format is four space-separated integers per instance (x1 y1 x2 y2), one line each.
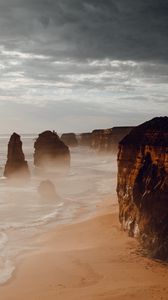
0 0 168 133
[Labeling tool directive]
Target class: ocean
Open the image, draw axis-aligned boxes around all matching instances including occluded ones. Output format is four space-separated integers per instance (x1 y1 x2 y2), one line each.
0 134 117 284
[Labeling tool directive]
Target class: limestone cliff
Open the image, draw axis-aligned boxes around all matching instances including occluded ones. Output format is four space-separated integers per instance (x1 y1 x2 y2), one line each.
91 129 112 152
117 117 168 259
4 133 30 178
78 133 92 146
61 133 78 147
91 127 133 153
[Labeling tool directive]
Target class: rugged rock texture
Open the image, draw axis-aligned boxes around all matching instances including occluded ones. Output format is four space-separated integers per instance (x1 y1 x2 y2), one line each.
117 117 168 259
34 131 70 168
78 127 133 151
91 127 134 153
4 133 30 178
38 180 57 200
109 127 134 152
91 129 112 151
61 133 78 147
78 133 92 146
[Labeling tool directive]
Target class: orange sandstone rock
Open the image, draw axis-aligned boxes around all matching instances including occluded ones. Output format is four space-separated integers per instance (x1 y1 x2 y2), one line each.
117 117 168 259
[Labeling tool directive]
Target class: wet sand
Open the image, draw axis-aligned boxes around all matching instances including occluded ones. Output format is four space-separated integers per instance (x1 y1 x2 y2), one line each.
0 199 168 300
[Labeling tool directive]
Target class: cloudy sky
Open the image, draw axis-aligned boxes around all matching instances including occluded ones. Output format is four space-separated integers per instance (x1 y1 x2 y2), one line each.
0 0 167 133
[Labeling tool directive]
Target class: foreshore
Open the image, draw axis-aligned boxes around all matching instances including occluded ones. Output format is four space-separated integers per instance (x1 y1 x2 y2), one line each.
0 198 168 300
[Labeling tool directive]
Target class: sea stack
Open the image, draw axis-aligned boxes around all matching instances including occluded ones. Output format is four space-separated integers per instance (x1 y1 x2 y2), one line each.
4 133 30 179
38 180 57 200
61 133 78 147
34 131 70 169
117 117 168 259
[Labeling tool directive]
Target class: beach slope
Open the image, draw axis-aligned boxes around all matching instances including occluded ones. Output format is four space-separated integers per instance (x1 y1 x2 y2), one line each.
1 201 168 300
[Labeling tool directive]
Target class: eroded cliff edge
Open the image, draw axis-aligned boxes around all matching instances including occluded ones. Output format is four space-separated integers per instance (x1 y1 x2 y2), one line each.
91 127 133 153
117 117 168 259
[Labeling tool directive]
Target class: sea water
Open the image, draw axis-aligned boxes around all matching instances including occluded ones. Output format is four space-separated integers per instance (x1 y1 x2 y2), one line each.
0 134 117 284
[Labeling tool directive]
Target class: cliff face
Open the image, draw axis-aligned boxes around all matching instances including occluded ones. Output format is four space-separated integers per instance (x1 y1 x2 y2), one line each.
91 129 112 152
79 127 133 152
4 133 30 178
91 127 134 153
61 133 78 147
109 127 134 152
34 131 70 168
117 117 168 259
78 133 92 146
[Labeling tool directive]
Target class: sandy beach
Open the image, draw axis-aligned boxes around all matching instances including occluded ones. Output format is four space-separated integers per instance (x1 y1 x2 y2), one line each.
0 199 168 300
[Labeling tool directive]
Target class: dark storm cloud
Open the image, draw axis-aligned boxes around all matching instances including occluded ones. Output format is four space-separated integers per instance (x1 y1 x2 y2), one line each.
0 0 167 132
0 0 167 61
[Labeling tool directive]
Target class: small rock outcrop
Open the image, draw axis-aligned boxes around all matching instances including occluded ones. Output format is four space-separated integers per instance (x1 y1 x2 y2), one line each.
61 133 78 147
117 117 168 259
4 133 30 178
38 180 57 200
34 131 70 169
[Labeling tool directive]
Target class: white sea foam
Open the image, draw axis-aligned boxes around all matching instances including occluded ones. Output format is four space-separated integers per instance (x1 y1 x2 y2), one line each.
33 208 60 226
0 203 64 231
0 259 15 285
0 232 8 250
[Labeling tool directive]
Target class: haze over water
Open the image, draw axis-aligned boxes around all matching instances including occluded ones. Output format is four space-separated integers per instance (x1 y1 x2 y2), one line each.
0 134 117 284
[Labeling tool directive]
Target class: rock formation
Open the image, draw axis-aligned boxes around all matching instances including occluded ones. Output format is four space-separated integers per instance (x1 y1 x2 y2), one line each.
38 180 57 200
91 127 134 153
117 117 168 259
61 133 78 147
91 129 105 150
108 127 134 152
91 129 112 151
34 131 70 169
4 133 30 178
78 132 92 146
78 127 133 152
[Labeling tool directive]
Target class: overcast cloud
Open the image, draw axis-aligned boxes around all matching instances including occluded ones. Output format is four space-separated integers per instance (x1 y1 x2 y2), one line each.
0 0 167 132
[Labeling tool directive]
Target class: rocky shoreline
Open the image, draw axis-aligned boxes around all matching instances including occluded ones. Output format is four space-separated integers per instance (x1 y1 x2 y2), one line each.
117 117 168 259
2 117 168 260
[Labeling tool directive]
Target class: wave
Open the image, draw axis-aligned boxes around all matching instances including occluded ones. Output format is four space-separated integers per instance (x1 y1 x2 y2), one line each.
0 232 8 251
0 202 64 231
0 259 15 285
